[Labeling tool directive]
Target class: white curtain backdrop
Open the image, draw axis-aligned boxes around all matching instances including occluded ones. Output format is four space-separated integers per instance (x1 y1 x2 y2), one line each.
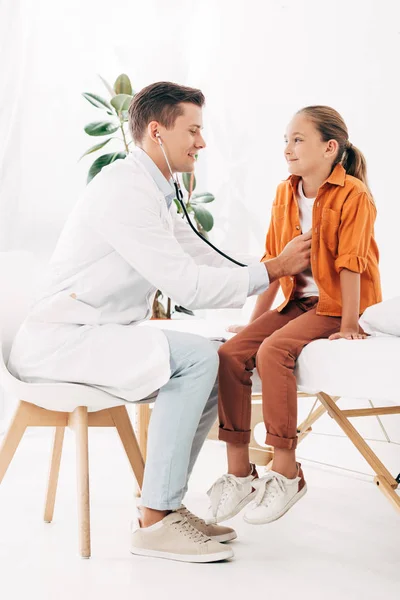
1 0 399 297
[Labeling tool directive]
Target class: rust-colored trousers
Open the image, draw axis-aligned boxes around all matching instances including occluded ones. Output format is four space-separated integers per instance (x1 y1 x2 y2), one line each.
218 297 341 450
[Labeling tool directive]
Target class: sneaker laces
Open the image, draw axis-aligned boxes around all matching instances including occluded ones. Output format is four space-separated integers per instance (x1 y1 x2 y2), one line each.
172 515 210 544
253 473 287 507
176 506 207 527
207 474 246 515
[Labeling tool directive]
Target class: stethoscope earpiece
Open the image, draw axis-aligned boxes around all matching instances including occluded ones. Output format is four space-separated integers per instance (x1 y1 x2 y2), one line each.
155 136 246 267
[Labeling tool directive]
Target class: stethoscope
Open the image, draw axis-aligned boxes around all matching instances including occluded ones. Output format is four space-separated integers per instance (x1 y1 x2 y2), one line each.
155 132 247 268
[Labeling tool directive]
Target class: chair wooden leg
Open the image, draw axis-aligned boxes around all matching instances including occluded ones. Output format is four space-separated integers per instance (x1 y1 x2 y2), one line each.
0 401 29 484
109 406 145 490
135 404 151 462
69 407 91 559
44 427 65 523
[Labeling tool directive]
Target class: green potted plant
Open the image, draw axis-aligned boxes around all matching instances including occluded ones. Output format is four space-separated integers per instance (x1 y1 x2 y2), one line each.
81 74 134 182
81 74 216 318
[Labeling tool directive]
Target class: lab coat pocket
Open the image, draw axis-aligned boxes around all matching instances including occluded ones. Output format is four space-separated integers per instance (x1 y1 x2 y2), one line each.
32 293 101 325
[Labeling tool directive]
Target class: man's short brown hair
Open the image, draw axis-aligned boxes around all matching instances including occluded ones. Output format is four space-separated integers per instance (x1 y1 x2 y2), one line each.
128 81 205 144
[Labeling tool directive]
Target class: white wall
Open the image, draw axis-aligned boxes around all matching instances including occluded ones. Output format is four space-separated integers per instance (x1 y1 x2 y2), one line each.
1 0 399 300
0 0 399 441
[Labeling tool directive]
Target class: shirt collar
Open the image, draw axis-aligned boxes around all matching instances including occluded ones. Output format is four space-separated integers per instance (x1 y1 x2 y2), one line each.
133 147 176 208
288 162 346 194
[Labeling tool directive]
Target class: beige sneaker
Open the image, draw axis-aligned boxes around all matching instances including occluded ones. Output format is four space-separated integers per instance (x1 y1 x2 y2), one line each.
176 506 237 543
130 512 234 563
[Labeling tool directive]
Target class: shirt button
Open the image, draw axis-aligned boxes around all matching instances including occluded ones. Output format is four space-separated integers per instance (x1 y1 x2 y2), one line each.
313 255 316 261
317 202 320 207
296 225 300 230
315 227 318 233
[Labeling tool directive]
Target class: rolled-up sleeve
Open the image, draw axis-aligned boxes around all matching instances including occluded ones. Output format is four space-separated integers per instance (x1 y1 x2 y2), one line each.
334 192 376 274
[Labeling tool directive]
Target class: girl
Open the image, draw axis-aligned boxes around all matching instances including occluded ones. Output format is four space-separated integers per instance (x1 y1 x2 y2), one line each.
207 106 381 525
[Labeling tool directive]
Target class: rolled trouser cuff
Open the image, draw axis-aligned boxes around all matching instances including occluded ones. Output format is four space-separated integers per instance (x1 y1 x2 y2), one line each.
265 432 298 450
218 426 251 445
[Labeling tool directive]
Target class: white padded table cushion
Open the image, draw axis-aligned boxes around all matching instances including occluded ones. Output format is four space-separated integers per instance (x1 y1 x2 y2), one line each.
295 335 399 402
146 320 399 403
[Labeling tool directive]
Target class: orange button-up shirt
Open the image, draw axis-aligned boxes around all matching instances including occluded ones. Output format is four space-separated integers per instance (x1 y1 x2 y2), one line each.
262 163 382 317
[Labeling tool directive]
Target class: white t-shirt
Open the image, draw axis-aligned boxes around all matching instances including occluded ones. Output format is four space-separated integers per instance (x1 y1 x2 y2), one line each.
295 180 319 298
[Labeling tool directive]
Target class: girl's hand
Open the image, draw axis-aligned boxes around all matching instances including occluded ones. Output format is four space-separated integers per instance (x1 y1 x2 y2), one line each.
226 324 246 334
329 329 367 341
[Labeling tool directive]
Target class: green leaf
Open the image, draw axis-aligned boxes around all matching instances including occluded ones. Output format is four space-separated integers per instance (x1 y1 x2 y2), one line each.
192 205 214 232
195 226 208 240
110 94 133 114
82 93 114 112
84 121 119 136
98 74 115 97
87 151 127 184
79 138 112 160
114 74 133 95
182 172 196 193
191 192 215 204
173 198 182 213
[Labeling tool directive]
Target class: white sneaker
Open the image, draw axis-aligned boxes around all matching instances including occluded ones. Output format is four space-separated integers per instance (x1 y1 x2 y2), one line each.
130 511 234 563
206 464 258 524
176 506 237 542
243 463 307 525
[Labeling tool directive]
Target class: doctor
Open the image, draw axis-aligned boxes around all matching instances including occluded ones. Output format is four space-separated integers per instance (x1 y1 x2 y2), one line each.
8 81 312 563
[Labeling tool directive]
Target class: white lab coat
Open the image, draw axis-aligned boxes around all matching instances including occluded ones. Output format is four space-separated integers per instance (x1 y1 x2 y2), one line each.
8 152 251 402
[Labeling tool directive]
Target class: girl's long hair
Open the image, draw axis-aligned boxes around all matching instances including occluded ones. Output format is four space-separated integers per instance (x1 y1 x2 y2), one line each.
298 105 372 196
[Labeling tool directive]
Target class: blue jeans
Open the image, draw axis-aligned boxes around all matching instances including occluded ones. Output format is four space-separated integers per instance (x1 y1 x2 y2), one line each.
140 330 220 510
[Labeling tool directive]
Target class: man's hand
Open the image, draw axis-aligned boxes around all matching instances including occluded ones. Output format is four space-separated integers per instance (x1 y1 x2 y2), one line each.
264 231 312 282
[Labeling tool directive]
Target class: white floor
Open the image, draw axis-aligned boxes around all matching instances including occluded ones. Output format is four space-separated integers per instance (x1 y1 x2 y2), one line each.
0 425 399 600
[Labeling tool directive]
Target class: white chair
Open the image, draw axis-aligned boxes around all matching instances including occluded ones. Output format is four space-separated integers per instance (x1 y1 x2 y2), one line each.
0 252 145 558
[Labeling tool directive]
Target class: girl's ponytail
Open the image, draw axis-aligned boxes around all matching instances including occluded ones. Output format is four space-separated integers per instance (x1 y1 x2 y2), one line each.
341 142 371 195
